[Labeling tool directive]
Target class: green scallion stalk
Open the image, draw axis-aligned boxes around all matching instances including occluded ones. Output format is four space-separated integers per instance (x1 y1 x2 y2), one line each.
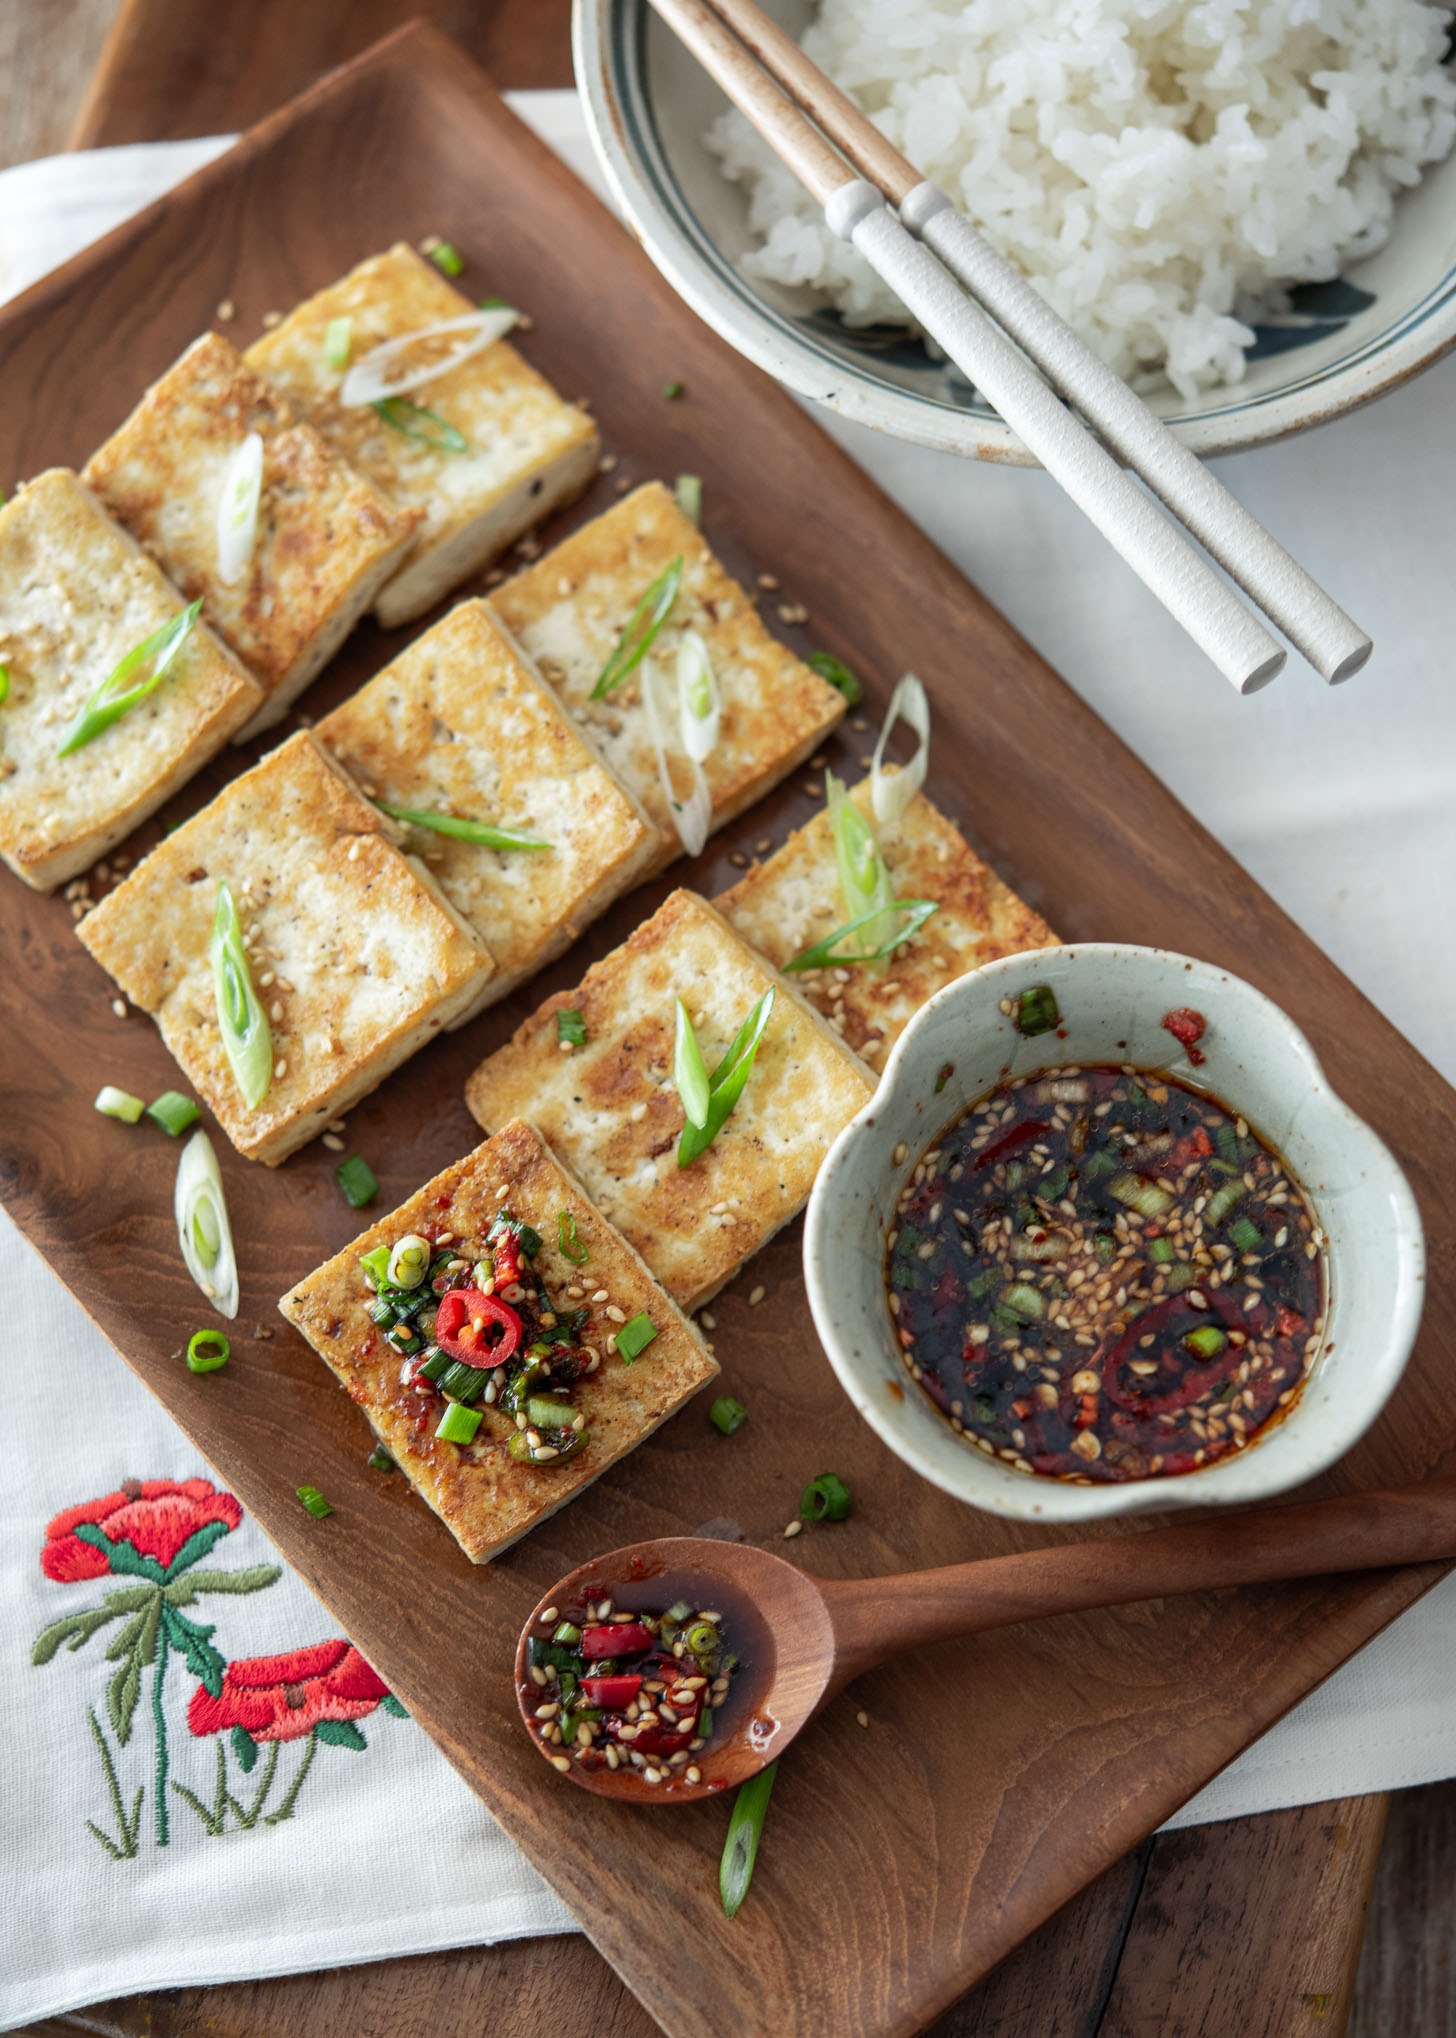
590 557 683 699
1204 1180 1244 1228
662 379 684 400
175 1130 239 1319
784 898 938 973
376 801 550 852
552 1621 582 1645
439 1361 489 1403
556 1007 587 1048
372 396 467 452
210 880 272 1109
615 1313 658 1363
710 1396 747 1435
56 599 203 756
807 649 862 706
675 472 702 525
800 1472 852 1522
367 1445 395 1472
428 240 465 276
1108 1174 1174 1220
335 1155 379 1209
1015 985 1060 1037
324 315 353 369
678 986 775 1168
186 1328 230 1374
95 1085 144 1123
826 771 896 959
720 1762 777 1919
1001 1282 1046 1321
0 664 9 706
296 1485 333 1519
1147 1236 1174 1265
146 1090 199 1136
558 1210 589 1264
1228 1215 1263 1255
673 998 711 1131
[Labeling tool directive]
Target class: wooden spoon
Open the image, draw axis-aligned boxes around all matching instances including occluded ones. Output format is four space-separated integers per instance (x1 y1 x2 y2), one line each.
515 1476 1456 1804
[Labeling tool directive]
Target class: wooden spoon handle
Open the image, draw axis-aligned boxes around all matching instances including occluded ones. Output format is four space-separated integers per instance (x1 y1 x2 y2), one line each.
821 1477 1456 1687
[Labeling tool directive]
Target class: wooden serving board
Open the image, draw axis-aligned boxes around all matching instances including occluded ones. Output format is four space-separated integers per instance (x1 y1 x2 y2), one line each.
1 25 1450 2036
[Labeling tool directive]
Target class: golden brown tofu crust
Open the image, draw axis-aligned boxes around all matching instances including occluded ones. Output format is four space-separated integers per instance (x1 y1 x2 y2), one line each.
316 599 656 1001
464 890 874 1308
716 779 1059 1071
77 731 493 1162
0 469 264 891
84 333 422 704
278 1119 718 1563
490 482 846 866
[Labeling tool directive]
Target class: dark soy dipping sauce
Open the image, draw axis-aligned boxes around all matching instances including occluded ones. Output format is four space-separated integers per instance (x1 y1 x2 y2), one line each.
887 1066 1327 1483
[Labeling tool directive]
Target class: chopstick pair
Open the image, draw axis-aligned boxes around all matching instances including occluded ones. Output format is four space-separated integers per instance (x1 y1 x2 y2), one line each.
646 0 1373 695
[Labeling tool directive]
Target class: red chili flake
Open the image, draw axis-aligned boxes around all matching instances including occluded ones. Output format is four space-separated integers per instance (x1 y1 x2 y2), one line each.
1161 1008 1207 1066
973 1119 1049 1172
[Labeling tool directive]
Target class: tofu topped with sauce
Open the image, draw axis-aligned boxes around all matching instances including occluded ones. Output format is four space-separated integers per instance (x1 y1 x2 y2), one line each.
490 482 847 872
77 731 494 1163
84 332 422 738
245 245 599 627
0 469 263 892
316 598 656 1023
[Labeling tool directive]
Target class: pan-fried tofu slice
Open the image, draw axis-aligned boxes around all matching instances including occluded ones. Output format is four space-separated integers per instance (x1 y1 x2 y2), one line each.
84 333 422 739
464 889 873 1309
491 483 846 870
78 731 494 1163
246 245 599 627
717 779 1059 1074
279 1119 718 1563
0 469 263 892
316 600 656 1024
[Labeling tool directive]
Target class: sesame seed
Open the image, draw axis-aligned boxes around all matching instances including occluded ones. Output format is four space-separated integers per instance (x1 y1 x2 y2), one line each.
321 1133 345 1152
550 1755 572 1773
110 998 127 1019
748 1285 765 1307
540 1606 559 1624
783 1519 803 1539
856 1710 869 1728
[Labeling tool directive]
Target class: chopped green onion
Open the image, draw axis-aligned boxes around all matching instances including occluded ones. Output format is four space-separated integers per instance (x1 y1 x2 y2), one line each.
673 997 711 1130
216 430 264 585
1015 985 1060 1037
417 1349 451 1382
296 1485 333 1518
1229 1215 1263 1254
1185 1324 1228 1360
359 1245 392 1290
590 557 682 699
341 308 515 407
662 379 684 400
678 986 775 1168
665 1600 692 1624
710 1396 747 1435
479 294 509 310
175 1130 239 1319
1205 1181 1244 1228
869 673 930 831
677 629 720 763
1093 1233 1117 1265
56 598 202 757
1108 1174 1174 1220
697 1706 713 1740
721 1762 777 1918
675 472 702 525
427 239 465 276
146 1090 199 1136
525 1394 577 1429
685 1621 719 1656
826 772 896 959
807 649 862 706
210 880 272 1109
556 1007 587 1048
186 1328 230 1374
553 1620 582 1645
372 396 467 452
367 1445 395 1472
386 1233 431 1288
800 1472 852 1522
784 898 938 973
615 1313 658 1363
436 1401 482 1445
95 1085 144 1123
1083 1149 1118 1179
1148 1236 1174 1265
439 1361 489 1403
558 1210 589 1264
324 315 353 369
0 665 8 705
376 800 550 852
335 1156 379 1209
1001 1282 1046 1321
1166 1262 1198 1292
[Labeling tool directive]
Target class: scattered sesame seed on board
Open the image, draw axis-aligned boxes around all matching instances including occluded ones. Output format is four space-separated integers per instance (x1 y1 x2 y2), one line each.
748 1286 765 1307
856 1711 870 1728
783 1519 802 1539
110 998 127 1019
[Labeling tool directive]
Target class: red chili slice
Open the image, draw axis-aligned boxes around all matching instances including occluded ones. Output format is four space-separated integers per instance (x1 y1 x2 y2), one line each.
581 1674 642 1709
973 1119 1049 1172
1101 1291 1243 1416
492 1230 525 1289
581 1621 654 1660
631 1719 698 1757
1161 1008 1207 1065
432 1288 522 1368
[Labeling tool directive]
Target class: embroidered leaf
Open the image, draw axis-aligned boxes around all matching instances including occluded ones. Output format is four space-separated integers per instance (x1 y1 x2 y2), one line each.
74 1522 166 1583
161 1604 226 1696
314 1718 368 1752
381 1694 410 1718
103 1608 157 1667
166 1563 282 1603
162 1520 235 1579
84 1707 144 1859
32 1603 116 1664
107 1645 143 1747
231 1724 260 1773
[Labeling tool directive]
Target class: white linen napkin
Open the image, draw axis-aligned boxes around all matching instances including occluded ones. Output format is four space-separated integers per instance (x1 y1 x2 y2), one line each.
2 89 1454 2030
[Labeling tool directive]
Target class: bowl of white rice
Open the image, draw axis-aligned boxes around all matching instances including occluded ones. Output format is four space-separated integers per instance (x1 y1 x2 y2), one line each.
574 0 1456 461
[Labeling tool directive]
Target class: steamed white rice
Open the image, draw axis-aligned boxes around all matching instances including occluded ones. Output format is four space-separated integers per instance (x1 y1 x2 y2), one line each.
707 0 1456 396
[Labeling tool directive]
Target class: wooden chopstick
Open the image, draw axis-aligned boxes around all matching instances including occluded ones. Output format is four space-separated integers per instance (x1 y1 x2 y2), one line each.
647 0 1373 689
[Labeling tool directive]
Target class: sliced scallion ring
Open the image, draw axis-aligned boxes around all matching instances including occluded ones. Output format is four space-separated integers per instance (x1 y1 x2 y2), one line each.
209 881 272 1109
870 674 930 834
56 599 203 757
643 659 711 857
175 1129 239 1319
94 1085 144 1123
827 771 896 959
186 1329 230 1374
324 315 353 370
673 998 711 1130
0 664 9 706
386 1233 431 1289
675 472 702 525
677 630 720 765
590 557 683 700
338 307 516 407
784 898 939 972
215 430 264 586
678 986 775 1169
376 801 550 852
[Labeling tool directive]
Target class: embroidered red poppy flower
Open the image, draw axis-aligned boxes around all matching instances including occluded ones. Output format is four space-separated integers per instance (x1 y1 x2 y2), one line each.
187 1640 391 1743
41 1478 243 1582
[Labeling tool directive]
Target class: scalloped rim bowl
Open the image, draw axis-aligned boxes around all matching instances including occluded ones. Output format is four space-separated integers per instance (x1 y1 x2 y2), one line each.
803 946 1426 1523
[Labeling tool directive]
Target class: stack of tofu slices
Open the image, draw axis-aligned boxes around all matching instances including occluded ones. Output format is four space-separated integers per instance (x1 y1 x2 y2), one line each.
0 242 1057 1559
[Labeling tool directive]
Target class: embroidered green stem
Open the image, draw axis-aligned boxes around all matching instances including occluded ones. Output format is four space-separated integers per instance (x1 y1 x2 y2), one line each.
172 1739 230 1836
151 1634 170 1847
85 1707 142 1860
264 1727 318 1824
231 1737 282 1827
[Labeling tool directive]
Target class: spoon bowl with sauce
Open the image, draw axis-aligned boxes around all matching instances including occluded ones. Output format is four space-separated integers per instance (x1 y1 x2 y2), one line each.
519 1475 1456 1803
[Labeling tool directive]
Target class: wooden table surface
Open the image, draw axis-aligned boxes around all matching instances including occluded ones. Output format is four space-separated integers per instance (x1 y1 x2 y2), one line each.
2 4 1444 2034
